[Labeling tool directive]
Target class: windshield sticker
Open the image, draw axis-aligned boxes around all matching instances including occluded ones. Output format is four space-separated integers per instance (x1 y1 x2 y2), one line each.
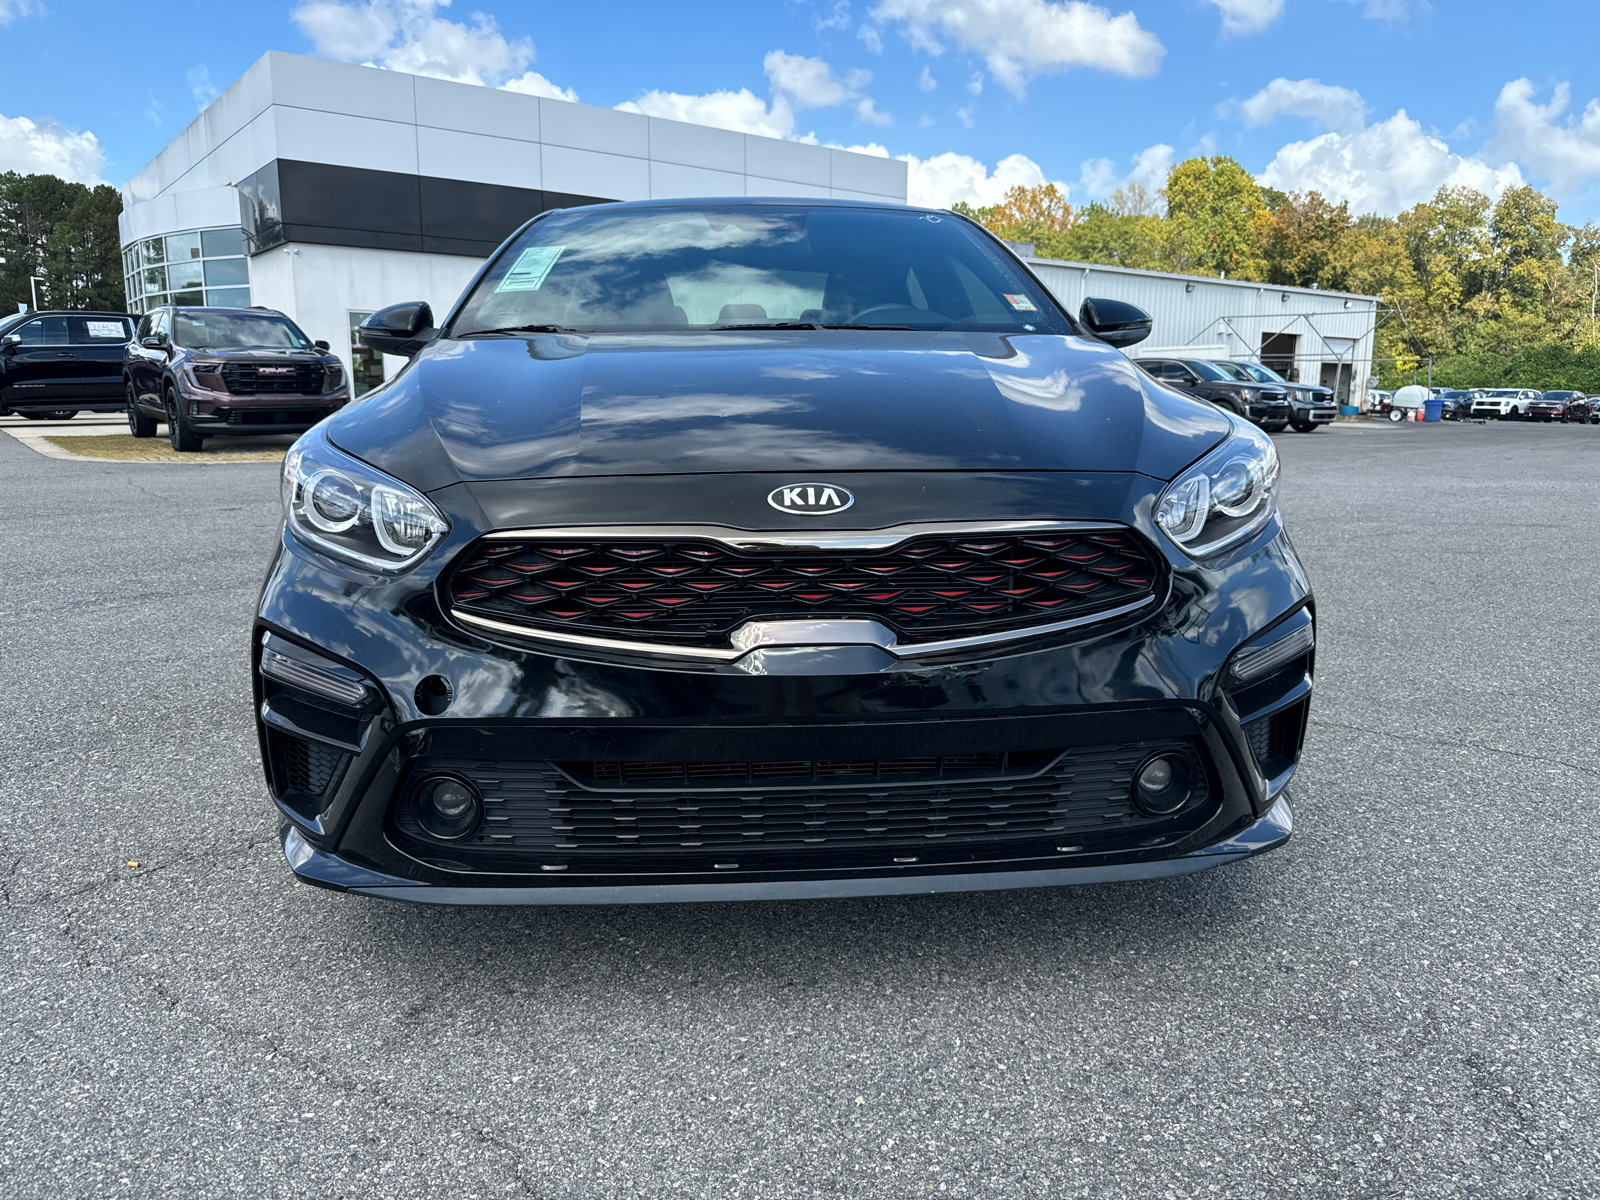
85 320 126 339
496 246 566 292
1003 294 1038 312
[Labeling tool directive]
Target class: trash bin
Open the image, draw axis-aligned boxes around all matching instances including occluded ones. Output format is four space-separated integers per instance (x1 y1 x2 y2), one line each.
1339 404 1359 416
1423 399 1444 422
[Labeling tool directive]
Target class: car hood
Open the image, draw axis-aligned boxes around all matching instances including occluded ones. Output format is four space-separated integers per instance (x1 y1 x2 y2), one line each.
326 330 1232 493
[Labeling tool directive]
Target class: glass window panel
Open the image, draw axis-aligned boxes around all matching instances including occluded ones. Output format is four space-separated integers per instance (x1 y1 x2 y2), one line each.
203 258 249 287
139 237 164 267
141 266 167 294
166 259 205 291
200 227 246 258
70 317 133 343
205 287 251 309
165 232 202 262
15 316 70 345
170 289 205 307
349 310 386 397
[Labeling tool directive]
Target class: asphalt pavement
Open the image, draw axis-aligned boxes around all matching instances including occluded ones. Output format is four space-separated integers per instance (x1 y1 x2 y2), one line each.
2 418 1597 1199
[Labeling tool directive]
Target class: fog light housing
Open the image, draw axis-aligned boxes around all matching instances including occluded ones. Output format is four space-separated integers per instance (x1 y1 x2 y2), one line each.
1132 753 1193 815
414 775 482 840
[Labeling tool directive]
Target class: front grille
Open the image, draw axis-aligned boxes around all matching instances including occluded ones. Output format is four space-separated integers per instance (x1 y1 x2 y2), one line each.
445 530 1160 649
388 739 1212 872
570 749 1054 788
226 406 331 425
220 362 327 395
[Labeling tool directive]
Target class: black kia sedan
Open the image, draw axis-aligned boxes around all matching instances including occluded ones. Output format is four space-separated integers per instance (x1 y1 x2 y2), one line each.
1131 356 1293 432
0 309 134 419
257 198 1311 905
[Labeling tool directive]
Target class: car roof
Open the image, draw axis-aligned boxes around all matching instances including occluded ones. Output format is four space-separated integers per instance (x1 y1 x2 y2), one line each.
551 195 944 216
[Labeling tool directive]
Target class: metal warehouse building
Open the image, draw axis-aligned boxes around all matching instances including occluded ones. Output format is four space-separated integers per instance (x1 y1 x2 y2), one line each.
1027 258 1381 405
117 51 908 391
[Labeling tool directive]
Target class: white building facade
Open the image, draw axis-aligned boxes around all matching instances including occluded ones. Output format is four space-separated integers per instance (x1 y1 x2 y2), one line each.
1027 259 1381 405
118 52 908 391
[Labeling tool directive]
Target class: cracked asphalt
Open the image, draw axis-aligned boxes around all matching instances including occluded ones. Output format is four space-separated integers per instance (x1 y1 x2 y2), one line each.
2 418 1598 1199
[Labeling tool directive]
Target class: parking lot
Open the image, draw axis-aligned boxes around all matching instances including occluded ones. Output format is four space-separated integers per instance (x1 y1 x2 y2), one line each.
2 418 1597 1199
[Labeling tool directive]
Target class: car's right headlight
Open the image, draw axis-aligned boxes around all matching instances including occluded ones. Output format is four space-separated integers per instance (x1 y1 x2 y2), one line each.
282 430 448 573
1154 422 1280 557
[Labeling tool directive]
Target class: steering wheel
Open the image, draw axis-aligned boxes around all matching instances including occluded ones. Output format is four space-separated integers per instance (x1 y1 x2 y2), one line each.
846 303 946 325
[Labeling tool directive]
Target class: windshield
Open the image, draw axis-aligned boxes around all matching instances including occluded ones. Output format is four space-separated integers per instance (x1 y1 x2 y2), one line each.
173 311 312 350
450 204 1070 335
1209 361 1252 381
1237 362 1285 384
1187 360 1234 382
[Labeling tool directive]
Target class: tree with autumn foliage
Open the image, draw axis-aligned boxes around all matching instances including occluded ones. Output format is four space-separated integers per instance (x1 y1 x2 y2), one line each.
952 162 1600 389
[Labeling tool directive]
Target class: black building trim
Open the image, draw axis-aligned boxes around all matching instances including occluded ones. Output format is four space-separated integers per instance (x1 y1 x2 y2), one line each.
238 159 614 258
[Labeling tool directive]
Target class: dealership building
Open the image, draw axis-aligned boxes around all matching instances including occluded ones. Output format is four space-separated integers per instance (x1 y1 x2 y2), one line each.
120 50 1378 401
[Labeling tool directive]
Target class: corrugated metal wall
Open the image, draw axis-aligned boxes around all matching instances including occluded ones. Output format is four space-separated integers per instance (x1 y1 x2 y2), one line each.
1028 258 1380 402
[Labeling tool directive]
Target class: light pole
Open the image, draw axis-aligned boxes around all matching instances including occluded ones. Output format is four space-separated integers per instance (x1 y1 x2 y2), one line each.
29 276 46 311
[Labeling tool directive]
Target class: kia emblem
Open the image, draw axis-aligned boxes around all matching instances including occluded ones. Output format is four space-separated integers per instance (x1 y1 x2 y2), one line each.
767 482 855 515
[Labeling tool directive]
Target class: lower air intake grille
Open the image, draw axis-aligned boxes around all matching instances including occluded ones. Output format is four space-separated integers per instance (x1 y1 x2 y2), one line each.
226 406 331 425
389 738 1213 871
276 732 347 798
445 529 1160 650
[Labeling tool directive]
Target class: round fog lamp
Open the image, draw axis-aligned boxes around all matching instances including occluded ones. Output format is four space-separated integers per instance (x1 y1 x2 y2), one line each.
415 776 482 840
1132 754 1192 815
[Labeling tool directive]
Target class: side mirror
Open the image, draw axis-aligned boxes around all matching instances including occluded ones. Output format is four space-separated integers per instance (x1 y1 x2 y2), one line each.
314 339 330 351
1080 297 1152 349
359 301 435 358
140 335 165 349
1 333 19 352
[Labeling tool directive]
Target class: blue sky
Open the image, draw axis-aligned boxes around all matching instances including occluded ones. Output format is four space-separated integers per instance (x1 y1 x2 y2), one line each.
2 0 1598 222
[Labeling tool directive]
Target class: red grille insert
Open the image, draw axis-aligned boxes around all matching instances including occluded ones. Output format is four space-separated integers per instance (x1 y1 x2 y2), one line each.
445 529 1159 649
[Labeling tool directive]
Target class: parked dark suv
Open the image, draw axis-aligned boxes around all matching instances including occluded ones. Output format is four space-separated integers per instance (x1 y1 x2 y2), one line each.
1212 359 1337 432
1132 356 1292 431
0 309 134 419
124 306 350 451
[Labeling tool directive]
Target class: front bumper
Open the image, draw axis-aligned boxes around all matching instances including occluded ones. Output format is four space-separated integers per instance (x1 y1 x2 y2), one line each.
254 471 1314 905
282 793 1293 904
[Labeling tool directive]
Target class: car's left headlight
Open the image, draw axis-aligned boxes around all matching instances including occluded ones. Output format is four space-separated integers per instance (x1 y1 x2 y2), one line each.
282 431 449 573
1153 421 1279 557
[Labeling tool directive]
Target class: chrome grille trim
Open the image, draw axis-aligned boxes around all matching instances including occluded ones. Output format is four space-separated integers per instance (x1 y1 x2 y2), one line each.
451 594 1157 663
478 519 1126 555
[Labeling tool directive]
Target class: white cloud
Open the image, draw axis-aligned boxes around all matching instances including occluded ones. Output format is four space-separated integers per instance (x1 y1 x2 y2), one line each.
1259 110 1523 215
1364 0 1430 22
1485 79 1600 196
955 105 974 128
618 90 796 140
0 113 106 183
0 0 42 22
967 72 984 96
187 65 220 112
621 51 889 137
898 149 1066 208
918 65 937 90
858 24 884 52
1078 142 1173 200
1238 77 1367 134
504 71 578 103
815 0 853 30
856 97 893 126
764 50 871 110
869 0 1164 94
1208 0 1281 35
292 0 577 97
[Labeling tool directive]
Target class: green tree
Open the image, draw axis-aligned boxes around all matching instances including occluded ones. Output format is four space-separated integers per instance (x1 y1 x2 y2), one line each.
0 172 125 313
1164 156 1269 280
1263 191 1353 290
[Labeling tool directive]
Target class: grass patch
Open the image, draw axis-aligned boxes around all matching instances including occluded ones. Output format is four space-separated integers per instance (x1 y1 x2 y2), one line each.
41 434 289 463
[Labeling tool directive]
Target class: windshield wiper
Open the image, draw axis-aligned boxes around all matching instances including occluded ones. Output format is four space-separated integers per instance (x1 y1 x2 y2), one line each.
819 323 916 330
463 324 580 336
708 321 820 331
